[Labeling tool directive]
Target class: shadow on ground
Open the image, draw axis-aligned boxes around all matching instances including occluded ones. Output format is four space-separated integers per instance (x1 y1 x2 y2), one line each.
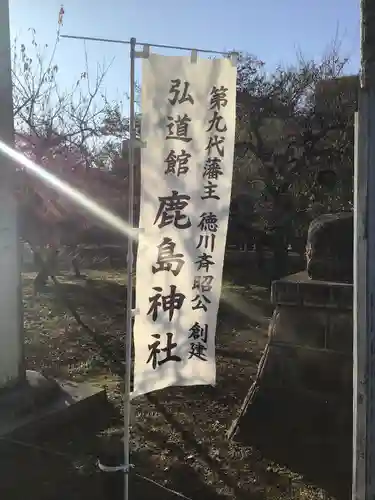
230 388 351 499
20 252 347 499
0 405 191 500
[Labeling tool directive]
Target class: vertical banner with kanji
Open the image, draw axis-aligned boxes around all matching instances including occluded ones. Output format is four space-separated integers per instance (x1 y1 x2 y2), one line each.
132 52 237 398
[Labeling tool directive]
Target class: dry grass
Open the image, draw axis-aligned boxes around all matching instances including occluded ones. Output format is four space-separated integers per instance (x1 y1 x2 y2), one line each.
0 256 339 499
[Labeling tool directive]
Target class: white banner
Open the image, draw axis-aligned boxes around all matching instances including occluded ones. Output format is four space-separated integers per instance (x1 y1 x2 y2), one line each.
132 52 237 398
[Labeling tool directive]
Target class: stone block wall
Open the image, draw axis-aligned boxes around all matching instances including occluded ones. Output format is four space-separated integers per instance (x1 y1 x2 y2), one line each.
262 271 353 399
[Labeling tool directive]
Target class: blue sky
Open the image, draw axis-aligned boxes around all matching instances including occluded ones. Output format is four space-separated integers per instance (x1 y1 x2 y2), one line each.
9 0 360 110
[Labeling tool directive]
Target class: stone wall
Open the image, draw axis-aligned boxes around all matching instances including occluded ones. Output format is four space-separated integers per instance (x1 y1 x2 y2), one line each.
263 271 352 400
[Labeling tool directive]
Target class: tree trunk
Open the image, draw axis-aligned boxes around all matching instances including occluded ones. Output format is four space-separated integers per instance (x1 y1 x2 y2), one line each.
33 251 47 289
71 256 81 278
255 235 265 269
271 228 289 280
33 246 59 291
68 246 82 278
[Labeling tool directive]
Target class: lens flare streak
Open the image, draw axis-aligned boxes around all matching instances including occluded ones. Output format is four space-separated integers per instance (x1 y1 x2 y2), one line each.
0 140 137 241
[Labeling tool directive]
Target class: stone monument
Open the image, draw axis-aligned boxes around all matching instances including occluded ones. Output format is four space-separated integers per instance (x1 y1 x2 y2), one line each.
229 211 354 488
306 212 353 283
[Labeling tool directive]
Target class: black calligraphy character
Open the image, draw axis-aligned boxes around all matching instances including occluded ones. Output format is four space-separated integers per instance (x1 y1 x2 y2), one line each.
147 334 161 369
188 322 208 342
205 135 225 157
168 79 194 105
196 234 216 252
198 212 219 232
195 253 215 272
203 157 223 180
154 190 191 229
148 287 163 322
207 111 227 133
193 275 214 293
210 85 228 111
147 332 182 369
188 342 207 361
152 237 185 277
147 285 186 321
201 181 220 200
192 294 211 312
166 114 192 142
164 149 191 176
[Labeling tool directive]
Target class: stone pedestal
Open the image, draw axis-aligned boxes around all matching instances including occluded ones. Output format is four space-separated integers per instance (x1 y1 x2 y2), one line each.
228 272 353 496
267 271 353 398
229 271 353 439
0 370 107 437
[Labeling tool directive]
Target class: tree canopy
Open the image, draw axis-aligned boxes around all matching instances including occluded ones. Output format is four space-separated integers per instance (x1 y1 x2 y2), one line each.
232 45 356 246
12 23 130 250
11 19 357 266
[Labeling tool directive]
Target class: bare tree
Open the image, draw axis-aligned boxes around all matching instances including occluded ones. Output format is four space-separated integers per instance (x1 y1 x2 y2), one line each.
233 43 355 277
12 20 129 286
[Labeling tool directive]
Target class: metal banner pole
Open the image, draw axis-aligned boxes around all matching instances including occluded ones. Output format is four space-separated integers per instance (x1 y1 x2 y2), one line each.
124 36 137 500
59 30 238 496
